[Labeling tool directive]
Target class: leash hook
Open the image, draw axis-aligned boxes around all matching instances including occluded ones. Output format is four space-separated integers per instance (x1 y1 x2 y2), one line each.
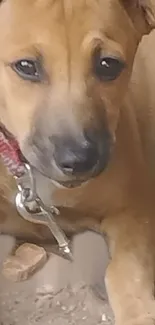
15 163 73 261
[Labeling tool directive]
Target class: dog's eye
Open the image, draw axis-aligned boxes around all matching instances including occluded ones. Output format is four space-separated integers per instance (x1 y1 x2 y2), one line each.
11 59 42 82
93 49 125 82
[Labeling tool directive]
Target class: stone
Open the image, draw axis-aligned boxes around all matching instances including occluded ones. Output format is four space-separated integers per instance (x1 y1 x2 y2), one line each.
2 243 47 282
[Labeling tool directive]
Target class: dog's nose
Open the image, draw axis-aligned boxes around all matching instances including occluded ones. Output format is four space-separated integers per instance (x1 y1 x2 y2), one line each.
54 137 98 175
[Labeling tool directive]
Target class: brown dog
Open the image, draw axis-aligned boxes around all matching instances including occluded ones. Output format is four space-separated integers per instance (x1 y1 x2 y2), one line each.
1 0 155 324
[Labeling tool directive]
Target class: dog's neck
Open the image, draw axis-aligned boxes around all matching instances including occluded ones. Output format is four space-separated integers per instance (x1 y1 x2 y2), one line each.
34 169 57 205
33 169 78 209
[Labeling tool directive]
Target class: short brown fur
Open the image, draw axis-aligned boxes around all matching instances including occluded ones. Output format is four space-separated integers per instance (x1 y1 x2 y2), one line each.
1 0 155 324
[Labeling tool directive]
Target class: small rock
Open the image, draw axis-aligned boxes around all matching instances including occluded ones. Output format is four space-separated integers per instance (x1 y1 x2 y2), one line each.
36 284 54 296
101 314 107 322
2 243 47 282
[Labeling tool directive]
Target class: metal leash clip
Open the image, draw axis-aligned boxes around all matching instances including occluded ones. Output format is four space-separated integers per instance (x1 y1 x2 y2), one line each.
15 163 73 261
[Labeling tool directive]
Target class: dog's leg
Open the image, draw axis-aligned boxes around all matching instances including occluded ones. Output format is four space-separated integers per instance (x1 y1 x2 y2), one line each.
101 212 155 325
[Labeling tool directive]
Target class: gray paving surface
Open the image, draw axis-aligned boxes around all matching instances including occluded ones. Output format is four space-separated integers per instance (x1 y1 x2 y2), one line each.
0 232 114 325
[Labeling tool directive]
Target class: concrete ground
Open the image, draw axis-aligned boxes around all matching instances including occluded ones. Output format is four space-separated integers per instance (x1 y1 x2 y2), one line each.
0 231 114 325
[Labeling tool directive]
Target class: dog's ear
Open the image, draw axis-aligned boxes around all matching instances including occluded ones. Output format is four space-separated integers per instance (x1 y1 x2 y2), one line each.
121 0 155 35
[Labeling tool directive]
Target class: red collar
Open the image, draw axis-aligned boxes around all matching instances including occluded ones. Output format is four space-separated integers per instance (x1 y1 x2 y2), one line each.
0 124 26 177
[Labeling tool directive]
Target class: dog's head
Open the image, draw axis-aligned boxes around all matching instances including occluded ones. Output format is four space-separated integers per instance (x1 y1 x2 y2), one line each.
0 0 154 187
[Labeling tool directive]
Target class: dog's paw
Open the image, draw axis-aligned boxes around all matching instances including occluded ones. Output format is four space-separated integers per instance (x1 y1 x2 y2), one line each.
116 315 155 325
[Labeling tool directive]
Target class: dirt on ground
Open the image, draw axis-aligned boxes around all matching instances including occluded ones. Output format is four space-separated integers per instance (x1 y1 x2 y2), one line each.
0 231 114 325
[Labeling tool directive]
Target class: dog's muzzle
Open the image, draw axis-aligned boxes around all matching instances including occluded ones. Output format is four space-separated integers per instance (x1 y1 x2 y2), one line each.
24 128 113 187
